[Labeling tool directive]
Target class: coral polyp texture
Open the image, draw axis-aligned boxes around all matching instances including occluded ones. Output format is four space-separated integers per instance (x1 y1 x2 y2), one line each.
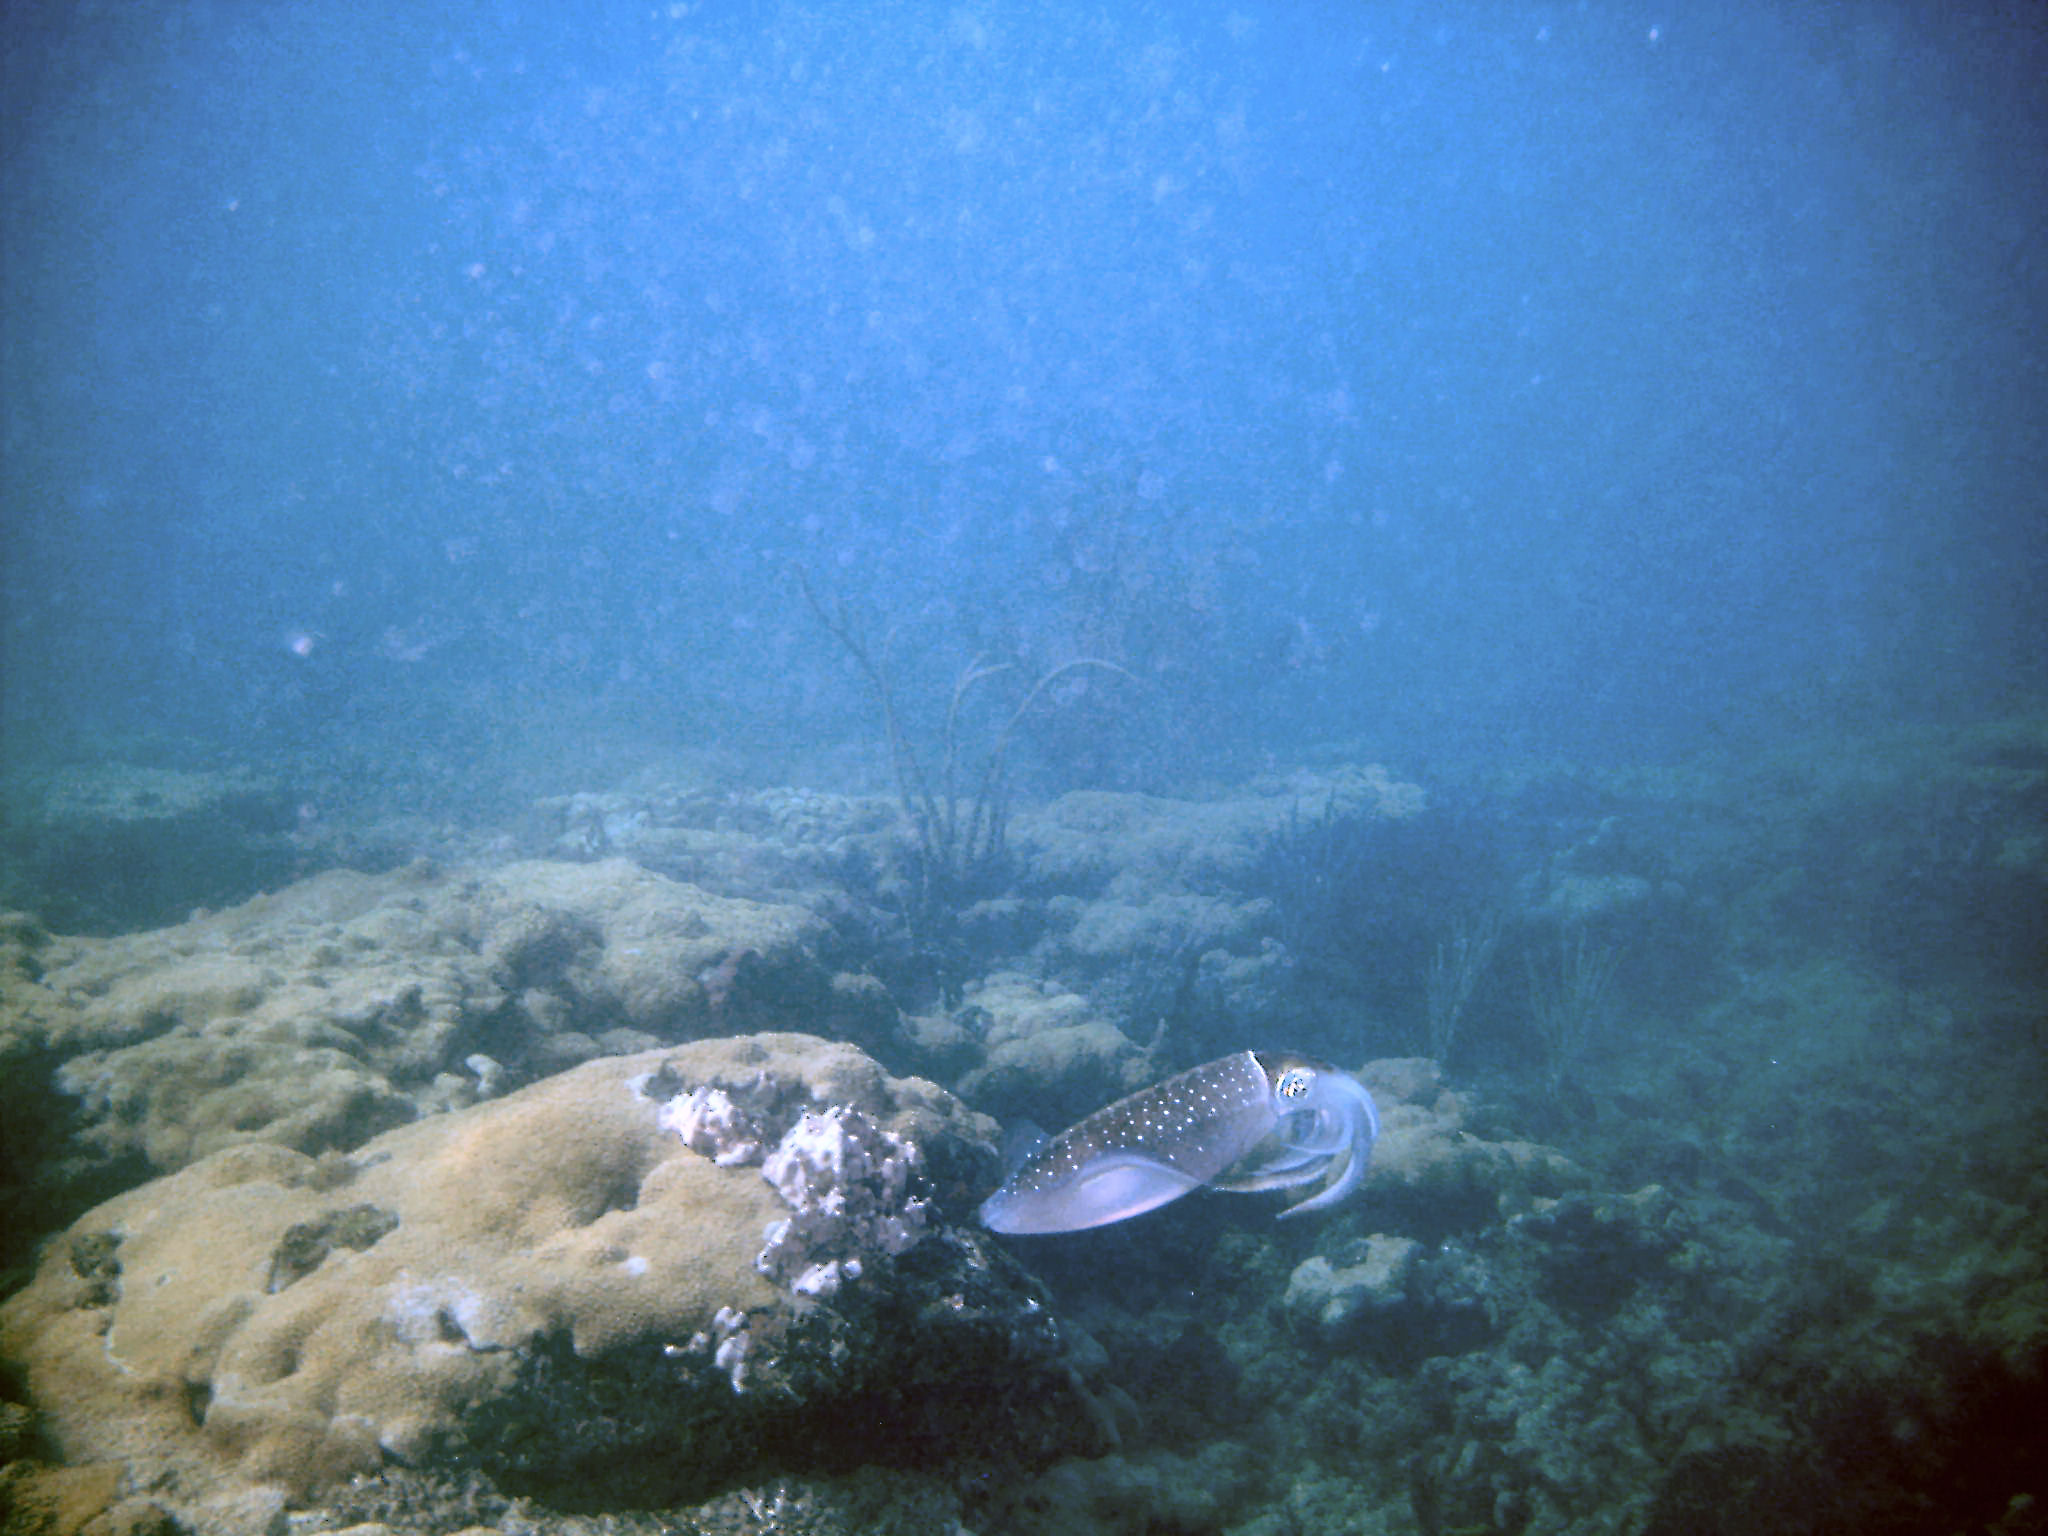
0 857 834 1187
0 1034 1083 1534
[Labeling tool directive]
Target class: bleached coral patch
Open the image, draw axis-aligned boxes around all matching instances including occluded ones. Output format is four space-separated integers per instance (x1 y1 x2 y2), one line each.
659 1084 768 1166
657 1081 931 1300
755 1106 929 1296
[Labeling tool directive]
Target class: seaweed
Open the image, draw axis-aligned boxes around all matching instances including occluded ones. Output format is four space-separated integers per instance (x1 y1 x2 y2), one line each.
799 568 1134 990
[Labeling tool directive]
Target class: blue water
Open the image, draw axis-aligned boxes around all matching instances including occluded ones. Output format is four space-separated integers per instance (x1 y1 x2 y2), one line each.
5 0 2039 788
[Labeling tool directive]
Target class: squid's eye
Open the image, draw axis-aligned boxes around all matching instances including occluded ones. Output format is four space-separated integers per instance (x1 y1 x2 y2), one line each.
1276 1067 1314 1100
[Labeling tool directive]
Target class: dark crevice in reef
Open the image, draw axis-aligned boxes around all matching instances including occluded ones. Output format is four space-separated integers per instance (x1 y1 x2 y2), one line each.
1644 1336 2048 1536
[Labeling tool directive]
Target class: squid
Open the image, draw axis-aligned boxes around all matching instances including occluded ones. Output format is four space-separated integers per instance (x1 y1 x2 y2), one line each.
979 1050 1379 1235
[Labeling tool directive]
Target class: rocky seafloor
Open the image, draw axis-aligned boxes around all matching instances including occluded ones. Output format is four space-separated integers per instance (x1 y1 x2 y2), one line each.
1 733 2044 1536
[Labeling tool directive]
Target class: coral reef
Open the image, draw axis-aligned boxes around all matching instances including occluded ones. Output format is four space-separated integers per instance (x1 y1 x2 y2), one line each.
945 969 1160 1120
3 733 2044 1534
0 859 832 1197
1011 764 1425 896
529 784 903 905
0 1035 1089 1534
